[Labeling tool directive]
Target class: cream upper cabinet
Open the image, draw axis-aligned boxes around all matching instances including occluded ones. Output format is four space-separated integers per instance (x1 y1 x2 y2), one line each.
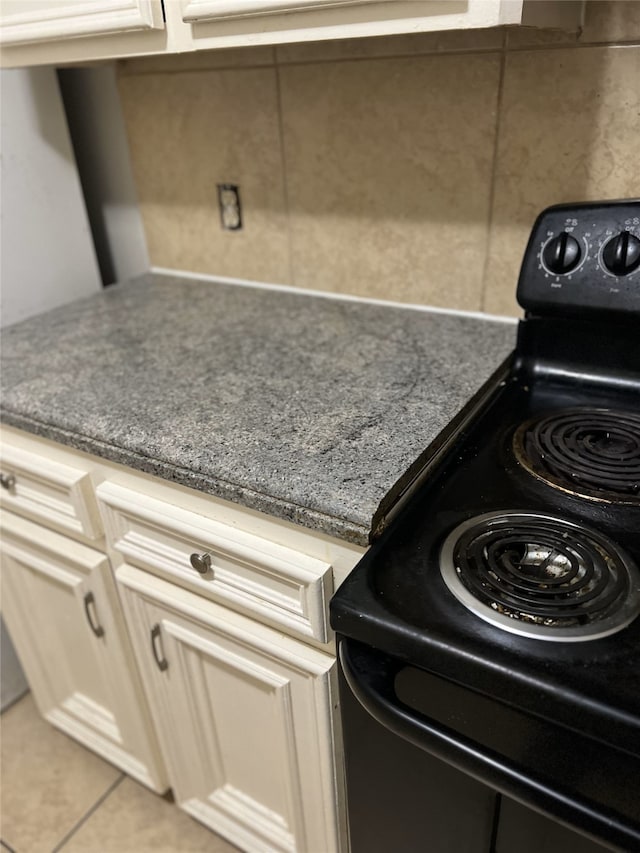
0 0 584 67
0 0 165 44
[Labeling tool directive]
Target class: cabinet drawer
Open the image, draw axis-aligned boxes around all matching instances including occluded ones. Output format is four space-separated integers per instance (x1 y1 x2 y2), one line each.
0 441 103 541
96 482 333 643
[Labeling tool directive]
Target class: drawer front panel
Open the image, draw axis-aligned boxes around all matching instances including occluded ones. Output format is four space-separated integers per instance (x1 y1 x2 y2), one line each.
97 482 332 642
0 442 103 541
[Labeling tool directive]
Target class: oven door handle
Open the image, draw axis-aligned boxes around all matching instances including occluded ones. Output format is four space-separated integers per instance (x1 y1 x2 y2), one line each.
339 638 639 852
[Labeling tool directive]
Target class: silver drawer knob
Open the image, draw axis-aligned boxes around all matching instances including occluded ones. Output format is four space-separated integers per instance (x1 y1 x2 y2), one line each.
190 552 212 575
0 473 16 491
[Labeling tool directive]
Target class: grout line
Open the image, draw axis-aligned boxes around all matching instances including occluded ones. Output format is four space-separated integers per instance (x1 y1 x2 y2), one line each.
51 774 125 853
273 59 295 287
274 45 503 67
1 840 17 852
480 42 508 314
118 61 276 77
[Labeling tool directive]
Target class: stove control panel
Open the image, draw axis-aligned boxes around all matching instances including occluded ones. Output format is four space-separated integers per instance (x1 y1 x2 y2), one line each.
517 200 640 317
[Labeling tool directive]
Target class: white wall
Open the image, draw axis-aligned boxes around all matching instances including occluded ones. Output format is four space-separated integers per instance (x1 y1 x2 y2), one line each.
0 66 101 328
0 65 103 708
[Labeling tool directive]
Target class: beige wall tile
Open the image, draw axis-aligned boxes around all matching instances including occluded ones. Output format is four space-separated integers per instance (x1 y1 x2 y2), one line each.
276 26 503 64
119 45 275 75
581 0 640 43
279 53 501 309
505 25 578 50
118 67 290 283
484 45 640 316
507 0 640 49
62 777 238 852
1 694 121 853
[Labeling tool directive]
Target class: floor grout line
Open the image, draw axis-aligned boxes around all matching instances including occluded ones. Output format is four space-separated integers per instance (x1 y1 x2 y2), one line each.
51 774 126 853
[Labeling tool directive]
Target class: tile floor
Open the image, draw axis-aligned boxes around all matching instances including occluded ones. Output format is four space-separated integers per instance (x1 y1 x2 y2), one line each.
1 694 238 853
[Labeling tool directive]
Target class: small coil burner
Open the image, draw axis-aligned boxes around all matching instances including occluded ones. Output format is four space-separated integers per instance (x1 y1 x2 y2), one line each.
513 408 640 504
440 511 640 641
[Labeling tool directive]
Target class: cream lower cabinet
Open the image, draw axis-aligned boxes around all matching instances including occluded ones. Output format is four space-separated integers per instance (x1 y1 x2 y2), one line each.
0 510 167 792
117 563 343 853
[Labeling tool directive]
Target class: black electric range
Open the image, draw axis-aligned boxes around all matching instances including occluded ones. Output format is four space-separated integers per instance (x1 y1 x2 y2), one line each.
331 200 640 853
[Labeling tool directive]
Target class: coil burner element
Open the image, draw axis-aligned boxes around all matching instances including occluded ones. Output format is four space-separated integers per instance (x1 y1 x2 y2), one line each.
513 408 640 504
440 512 640 641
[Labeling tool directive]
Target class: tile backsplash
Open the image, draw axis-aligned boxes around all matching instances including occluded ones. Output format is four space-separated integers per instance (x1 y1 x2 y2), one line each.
118 1 640 317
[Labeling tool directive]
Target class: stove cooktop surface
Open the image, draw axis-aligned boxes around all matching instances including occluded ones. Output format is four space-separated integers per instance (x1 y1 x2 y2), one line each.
332 374 640 753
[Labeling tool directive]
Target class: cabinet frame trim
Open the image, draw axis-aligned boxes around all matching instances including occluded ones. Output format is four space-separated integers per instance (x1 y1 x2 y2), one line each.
0 0 164 45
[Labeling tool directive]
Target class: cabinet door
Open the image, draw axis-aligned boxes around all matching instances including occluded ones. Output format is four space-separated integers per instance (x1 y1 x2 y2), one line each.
118 564 343 853
0 0 164 45
0 511 167 792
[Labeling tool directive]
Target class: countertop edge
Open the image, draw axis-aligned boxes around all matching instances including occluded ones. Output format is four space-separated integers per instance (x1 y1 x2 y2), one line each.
0 409 371 548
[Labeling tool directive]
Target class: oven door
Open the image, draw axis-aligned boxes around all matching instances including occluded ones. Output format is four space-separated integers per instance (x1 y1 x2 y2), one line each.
338 638 640 853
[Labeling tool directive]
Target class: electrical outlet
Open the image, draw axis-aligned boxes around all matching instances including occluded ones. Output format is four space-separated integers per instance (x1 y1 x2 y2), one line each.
217 183 242 231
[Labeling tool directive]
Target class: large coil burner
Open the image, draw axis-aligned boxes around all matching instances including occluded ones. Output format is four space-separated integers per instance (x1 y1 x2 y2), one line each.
513 408 640 504
440 511 640 641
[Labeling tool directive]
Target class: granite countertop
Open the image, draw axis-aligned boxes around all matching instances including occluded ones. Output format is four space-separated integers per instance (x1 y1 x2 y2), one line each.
0 273 516 545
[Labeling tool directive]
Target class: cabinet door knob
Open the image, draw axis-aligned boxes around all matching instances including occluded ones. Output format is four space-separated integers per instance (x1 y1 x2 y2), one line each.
189 551 212 575
0 473 16 491
83 592 105 638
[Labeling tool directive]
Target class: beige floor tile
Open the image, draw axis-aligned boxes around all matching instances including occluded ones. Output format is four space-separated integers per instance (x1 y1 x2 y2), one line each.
118 66 290 285
280 53 501 310
0 694 121 853
61 777 239 853
484 45 640 316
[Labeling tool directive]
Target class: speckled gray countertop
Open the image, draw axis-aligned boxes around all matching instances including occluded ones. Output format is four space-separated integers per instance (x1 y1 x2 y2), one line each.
1 273 516 545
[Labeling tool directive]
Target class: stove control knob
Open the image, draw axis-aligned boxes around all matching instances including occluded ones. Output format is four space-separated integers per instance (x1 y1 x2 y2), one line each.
542 232 581 274
602 232 640 276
